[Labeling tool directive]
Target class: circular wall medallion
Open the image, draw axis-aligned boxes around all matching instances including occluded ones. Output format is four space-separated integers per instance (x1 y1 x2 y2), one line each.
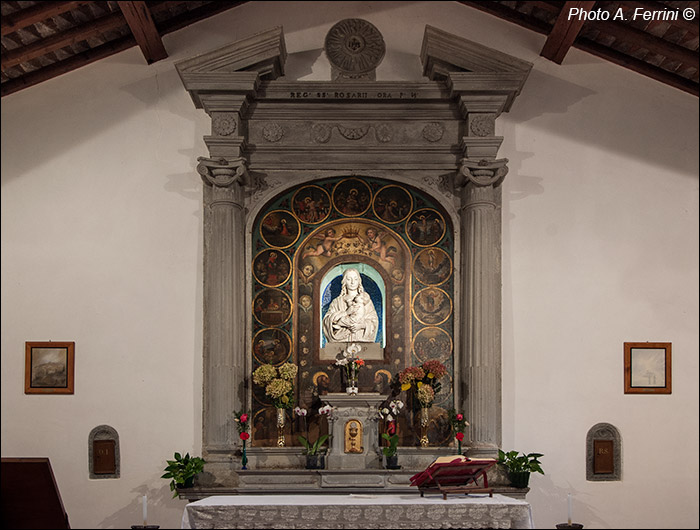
253 249 292 287
324 19 386 74
412 327 453 363
259 210 301 249
412 287 452 326
405 208 446 247
332 177 372 217
372 184 413 224
292 185 331 224
413 247 452 286
253 288 293 326
252 328 292 366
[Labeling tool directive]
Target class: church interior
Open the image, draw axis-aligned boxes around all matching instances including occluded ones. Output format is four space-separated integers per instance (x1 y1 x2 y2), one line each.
1 2 698 529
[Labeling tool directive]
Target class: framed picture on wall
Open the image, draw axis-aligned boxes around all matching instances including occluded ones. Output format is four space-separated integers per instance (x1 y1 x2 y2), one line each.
624 342 671 394
25 342 75 394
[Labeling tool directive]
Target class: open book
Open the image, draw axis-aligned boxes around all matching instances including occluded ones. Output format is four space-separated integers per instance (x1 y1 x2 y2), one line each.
409 455 496 498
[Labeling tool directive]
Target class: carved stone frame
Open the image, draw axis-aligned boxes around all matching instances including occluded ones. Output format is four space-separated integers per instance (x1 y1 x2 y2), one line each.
176 24 531 482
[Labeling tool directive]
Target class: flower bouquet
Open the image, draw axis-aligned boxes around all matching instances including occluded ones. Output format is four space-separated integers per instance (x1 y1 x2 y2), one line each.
448 408 470 455
335 350 365 395
233 410 250 469
253 362 298 446
397 359 447 446
252 362 298 409
378 399 404 468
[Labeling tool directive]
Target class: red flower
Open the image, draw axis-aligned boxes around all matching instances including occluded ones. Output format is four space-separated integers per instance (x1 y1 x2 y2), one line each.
455 432 464 441
456 414 463 421
387 421 396 435
240 413 248 423
355 358 365 367
240 432 250 441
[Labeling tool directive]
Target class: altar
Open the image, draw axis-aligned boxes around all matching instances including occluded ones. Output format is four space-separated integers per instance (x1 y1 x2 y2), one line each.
181 493 534 529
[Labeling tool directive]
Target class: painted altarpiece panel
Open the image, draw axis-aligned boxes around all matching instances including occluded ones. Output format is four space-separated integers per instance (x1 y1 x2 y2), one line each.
251 176 454 447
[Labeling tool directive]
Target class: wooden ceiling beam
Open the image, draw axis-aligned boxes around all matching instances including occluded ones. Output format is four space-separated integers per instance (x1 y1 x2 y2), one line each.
457 1 551 34
1 10 126 71
541 1 597 64
0 1 92 37
575 36 699 96
0 2 177 72
1 2 244 97
117 1 167 64
592 18 699 69
459 1 697 96
608 1 699 35
1 35 136 97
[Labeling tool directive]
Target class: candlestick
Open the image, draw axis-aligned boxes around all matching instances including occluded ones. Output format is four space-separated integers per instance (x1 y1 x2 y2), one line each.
143 495 148 526
567 493 572 525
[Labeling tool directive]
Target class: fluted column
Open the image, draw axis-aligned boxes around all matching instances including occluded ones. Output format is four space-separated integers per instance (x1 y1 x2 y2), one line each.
197 156 248 456
456 157 508 457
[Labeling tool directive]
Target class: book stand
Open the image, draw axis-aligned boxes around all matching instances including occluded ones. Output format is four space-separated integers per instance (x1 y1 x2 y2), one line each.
409 456 496 500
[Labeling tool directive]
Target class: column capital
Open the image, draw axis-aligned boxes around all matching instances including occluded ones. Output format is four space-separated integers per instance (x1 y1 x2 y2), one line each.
197 156 249 187
457 157 509 188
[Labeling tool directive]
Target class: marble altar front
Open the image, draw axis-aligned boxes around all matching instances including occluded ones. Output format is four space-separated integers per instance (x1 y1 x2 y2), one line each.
181 493 534 529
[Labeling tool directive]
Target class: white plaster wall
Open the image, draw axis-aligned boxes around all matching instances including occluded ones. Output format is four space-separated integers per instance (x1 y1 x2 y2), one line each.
1 2 697 528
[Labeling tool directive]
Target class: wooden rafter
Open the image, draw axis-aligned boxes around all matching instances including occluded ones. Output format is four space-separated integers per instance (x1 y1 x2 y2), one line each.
117 1 167 64
1 1 243 97
540 1 596 64
0 1 92 37
593 19 699 69
1 10 127 71
460 0 698 96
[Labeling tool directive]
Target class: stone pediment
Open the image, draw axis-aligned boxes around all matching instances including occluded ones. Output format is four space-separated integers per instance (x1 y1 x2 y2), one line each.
421 25 532 78
420 25 533 113
175 26 287 108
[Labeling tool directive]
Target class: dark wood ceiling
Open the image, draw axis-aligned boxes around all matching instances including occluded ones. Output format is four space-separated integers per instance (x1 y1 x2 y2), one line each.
1 1 698 98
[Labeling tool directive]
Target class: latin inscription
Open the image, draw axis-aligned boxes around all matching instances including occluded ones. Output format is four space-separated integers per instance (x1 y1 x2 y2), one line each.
289 91 417 99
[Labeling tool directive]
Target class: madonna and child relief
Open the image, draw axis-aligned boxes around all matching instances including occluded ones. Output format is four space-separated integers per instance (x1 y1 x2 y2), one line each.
321 268 383 361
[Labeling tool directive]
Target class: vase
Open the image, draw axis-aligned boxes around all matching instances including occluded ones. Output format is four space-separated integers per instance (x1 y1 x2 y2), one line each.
384 454 400 469
346 376 358 395
241 439 248 470
419 406 430 447
305 454 325 469
507 471 531 488
276 407 286 447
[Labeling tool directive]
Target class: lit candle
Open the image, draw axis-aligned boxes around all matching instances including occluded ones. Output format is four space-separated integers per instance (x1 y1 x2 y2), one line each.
143 495 148 527
567 493 572 525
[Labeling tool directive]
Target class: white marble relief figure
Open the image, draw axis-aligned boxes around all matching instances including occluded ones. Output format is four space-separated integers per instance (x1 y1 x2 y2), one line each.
322 268 378 343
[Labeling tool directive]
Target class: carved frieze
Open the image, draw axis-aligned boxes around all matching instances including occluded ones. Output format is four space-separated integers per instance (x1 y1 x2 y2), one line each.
307 123 394 143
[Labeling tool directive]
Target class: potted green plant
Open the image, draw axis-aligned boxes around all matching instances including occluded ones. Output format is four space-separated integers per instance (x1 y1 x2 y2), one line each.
161 452 206 498
497 449 544 488
296 404 332 469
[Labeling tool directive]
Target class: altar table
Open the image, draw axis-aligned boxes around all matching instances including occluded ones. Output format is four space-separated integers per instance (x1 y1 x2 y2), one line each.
181 493 533 529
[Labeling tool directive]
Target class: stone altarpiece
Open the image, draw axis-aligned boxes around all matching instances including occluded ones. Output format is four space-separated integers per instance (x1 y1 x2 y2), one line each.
176 22 531 490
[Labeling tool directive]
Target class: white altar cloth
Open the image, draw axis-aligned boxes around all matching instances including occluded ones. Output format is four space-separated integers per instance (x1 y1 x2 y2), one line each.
181 493 534 529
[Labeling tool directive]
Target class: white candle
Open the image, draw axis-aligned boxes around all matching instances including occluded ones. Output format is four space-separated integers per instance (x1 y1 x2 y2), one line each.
142 495 148 526
567 493 572 525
